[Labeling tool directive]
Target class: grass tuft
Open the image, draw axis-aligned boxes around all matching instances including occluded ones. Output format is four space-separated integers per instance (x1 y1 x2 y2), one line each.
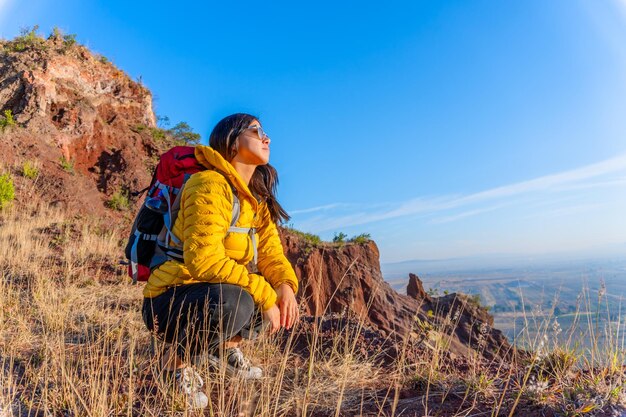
0 172 15 209
59 156 74 173
348 233 371 244
20 160 40 180
0 110 16 131
106 190 130 211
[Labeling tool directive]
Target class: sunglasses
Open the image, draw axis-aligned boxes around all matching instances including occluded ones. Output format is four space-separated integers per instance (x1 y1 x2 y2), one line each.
240 125 270 142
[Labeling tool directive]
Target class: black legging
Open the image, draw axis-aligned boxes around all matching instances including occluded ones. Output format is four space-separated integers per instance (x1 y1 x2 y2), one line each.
142 283 264 359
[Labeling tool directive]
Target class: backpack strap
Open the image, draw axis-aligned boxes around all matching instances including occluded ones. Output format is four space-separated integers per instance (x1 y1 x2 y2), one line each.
230 190 240 227
130 229 158 284
153 180 183 247
225 185 258 271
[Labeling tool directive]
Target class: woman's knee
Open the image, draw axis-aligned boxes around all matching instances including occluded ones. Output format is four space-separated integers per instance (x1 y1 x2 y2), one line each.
218 284 254 320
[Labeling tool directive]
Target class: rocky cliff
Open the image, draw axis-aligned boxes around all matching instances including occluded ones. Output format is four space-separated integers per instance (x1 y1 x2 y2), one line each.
0 32 159 218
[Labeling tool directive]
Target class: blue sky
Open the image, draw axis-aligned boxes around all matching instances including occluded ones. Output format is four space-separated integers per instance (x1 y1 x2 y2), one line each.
1 0 625 265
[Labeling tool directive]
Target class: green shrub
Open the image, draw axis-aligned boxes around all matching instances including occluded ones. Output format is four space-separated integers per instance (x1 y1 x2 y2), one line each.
95 54 109 64
21 161 39 179
106 190 130 211
0 110 16 130
0 173 15 210
301 232 321 246
537 347 578 380
333 232 347 243
169 122 201 146
62 33 77 49
285 226 322 247
130 124 146 133
349 233 371 244
59 156 74 174
50 27 78 52
468 293 491 311
8 25 46 52
149 127 166 142
140 116 201 147
51 27 63 39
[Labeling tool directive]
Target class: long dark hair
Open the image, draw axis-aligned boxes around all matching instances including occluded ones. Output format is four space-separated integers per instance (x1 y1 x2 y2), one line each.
209 113 290 224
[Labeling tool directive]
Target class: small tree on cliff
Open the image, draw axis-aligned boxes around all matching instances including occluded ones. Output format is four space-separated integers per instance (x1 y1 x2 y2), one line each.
333 232 347 243
169 122 201 146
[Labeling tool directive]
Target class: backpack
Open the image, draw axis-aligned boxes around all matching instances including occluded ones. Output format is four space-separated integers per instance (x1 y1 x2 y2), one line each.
124 146 257 283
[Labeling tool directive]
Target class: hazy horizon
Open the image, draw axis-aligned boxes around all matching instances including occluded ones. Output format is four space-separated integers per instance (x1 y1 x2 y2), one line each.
382 247 626 279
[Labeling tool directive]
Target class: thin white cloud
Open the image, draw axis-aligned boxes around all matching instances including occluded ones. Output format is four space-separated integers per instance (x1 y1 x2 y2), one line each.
454 154 626 205
293 153 626 232
430 202 513 225
555 176 626 192
289 203 351 215
294 196 459 232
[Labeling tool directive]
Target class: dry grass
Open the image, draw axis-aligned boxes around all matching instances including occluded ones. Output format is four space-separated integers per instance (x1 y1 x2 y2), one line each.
0 203 625 416
0 203 394 417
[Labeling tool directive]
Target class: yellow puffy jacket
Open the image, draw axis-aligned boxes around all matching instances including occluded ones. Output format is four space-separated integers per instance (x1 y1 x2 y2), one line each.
143 146 298 311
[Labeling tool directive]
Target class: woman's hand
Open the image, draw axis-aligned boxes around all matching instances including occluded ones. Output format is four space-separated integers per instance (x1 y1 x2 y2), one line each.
262 304 281 335
276 283 299 330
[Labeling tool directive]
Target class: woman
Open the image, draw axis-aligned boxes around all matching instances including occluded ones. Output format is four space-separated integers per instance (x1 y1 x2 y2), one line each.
142 113 299 408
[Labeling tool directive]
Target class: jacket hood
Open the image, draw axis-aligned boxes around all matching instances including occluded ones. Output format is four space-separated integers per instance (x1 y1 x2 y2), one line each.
194 145 257 206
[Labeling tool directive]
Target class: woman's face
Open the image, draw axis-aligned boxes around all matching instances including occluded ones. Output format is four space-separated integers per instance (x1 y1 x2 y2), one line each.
232 119 271 165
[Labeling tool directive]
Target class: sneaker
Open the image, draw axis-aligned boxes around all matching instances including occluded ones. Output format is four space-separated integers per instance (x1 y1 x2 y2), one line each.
162 367 209 410
207 347 263 380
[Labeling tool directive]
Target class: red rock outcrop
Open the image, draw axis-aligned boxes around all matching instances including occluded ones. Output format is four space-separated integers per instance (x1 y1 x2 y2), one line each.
279 230 425 337
0 34 160 218
279 228 514 361
407 272 430 301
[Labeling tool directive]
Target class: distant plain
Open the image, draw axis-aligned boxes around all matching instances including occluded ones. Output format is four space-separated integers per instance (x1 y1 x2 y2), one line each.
385 257 626 352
